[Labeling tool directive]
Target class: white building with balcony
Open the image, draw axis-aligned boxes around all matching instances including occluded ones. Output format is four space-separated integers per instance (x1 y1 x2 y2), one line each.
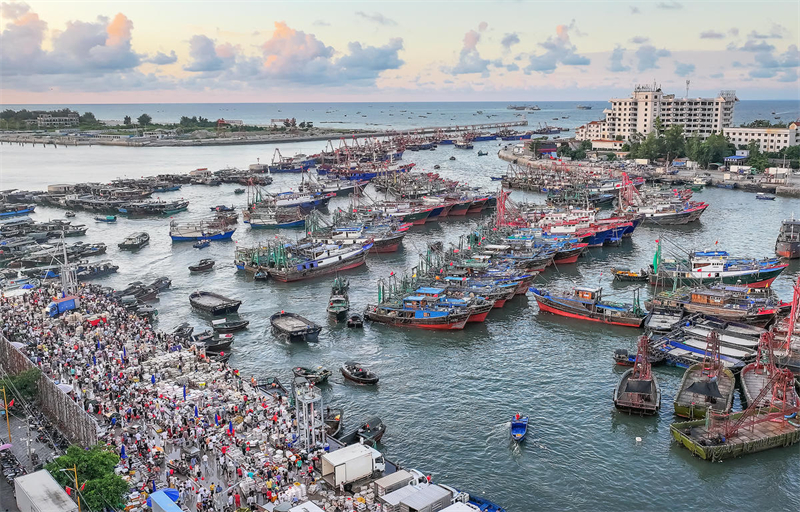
576 85 737 142
725 122 799 152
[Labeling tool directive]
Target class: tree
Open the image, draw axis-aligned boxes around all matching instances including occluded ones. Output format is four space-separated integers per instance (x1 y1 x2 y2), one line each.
638 131 664 161
685 134 703 162
79 112 97 124
137 113 152 128
123 115 131 125
0 369 40 402
746 140 770 172
606 153 616 162
664 124 686 159
653 116 666 137
46 445 128 512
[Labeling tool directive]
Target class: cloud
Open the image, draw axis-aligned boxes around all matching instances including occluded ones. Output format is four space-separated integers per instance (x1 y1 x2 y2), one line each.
709 72 724 78
355 11 397 26
749 23 787 39
656 1 682 9
524 23 590 74
778 69 798 82
608 46 630 72
749 68 777 79
728 28 739 37
505 63 519 72
337 38 403 78
746 44 799 82
445 25 493 75
635 45 671 71
674 62 695 76
700 30 725 39
146 50 177 65
630 36 649 44
739 40 775 52
1 1 29 19
501 32 520 50
312 20 330 27
1 8 143 76
184 35 236 72
478 21 488 32
630 6 640 14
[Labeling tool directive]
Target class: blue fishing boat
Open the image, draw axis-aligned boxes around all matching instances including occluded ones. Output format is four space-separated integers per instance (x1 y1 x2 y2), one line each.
169 220 235 242
462 493 508 512
0 204 35 217
755 193 775 200
94 215 117 223
193 239 211 249
510 414 528 442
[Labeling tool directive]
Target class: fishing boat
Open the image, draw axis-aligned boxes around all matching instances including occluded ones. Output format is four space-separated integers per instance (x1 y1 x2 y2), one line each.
95 215 117 223
76 261 119 281
172 323 194 339
270 311 322 341
149 276 172 291
243 207 305 229
210 205 235 212
477 150 489 156
529 286 645 327
292 366 332 384
189 291 242 315
238 239 372 282
651 247 788 288
673 331 736 419
365 294 471 330
454 139 474 149
510 414 528 442
324 408 343 437
340 362 379 385
188 259 215 272
347 314 363 328
336 417 386 445
740 332 799 409
647 284 784 327
613 335 661 415
211 318 249 333
327 276 350 321
775 216 800 259
65 211 76 218
755 192 775 200
611 268 649 282
193 239 211 249
255 377 289 399
195 333 235 353
169 220 235 242
234 188 245 195
118 232 150 250
643 306 685 333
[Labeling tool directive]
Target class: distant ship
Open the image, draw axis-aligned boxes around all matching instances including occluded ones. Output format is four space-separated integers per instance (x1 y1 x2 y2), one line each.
576 105 593 110
507 105 541 111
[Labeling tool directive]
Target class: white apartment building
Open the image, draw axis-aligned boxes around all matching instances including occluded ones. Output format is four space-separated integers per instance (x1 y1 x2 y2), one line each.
36 113 80 128
725 122 799 152
576 85 737 142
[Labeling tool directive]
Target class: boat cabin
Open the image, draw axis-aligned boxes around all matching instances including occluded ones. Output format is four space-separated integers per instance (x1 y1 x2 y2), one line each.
779 218 800 242
689 289 729 306
574 286 602 302
415 287 446 298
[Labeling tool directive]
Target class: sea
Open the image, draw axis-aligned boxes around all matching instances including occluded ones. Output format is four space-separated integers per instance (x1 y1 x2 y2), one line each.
1 100 800 512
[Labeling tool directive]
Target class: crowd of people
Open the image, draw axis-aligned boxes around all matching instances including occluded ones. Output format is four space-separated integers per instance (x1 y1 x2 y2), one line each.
1 284 342 511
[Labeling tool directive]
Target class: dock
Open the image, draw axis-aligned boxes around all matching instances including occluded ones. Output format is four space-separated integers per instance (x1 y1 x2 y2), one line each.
671 413 800 461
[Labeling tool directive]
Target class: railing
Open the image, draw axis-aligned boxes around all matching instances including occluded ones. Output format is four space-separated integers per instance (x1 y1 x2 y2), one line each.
0 334 100 447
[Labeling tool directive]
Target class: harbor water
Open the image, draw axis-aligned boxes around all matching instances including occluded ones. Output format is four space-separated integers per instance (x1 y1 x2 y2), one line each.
1 136 799 511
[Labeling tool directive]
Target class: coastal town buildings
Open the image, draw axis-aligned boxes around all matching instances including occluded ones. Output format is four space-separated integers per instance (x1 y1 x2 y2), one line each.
725 122 800 151
35 112 80 128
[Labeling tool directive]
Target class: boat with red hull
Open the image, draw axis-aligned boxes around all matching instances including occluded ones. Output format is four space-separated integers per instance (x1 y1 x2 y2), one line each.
530 286 645 327
365 294 471 330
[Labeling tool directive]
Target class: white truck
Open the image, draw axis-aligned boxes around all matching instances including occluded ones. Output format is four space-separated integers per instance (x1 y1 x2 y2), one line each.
14 470 79 512
373 468 425 497
321 443 385 488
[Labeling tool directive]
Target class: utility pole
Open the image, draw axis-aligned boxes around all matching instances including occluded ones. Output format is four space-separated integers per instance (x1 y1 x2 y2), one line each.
2 387 10 442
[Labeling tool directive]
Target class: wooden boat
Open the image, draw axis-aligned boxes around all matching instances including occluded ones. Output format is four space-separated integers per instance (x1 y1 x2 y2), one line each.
189 291 242 315
189 259 215 272
270 311 321 341
365 294 471 330
643 306 684 333
211 318 249 333
647 284 783 327
755 193 776 200
324 407 343 437
673 331 735 419
65 211 76 218
193 239 211 249
612 267 649 282
651 248 788 288
172 323 194 339
477 150 489 156
327 276 350 321
346 314 363 328
118 232 149 250
210 205 235 212
255 377 289 398
529 286 645 327
149 276 172 291
613 335 661 415
292 366 332 384
740 333 799 409
95 215 117 223
341 361 379 385
510 414 528 442
336 416 386 445
234 188 246 195
194 332 234 352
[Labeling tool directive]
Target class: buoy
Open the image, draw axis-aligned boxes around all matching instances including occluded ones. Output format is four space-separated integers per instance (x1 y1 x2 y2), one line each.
635 436 642 443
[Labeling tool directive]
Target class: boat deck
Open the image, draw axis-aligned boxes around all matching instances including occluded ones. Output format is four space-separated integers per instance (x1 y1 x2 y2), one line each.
684 327 759 348
674 368 735 412
679 337 754 359
274 316 313 331
671 415 800 461
192 294 235 307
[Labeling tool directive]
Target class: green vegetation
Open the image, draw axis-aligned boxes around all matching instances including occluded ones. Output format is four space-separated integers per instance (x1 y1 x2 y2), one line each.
623 117 736 168
557 140 592 160
0 369 40 402
739 119 788 129
46 445 128 512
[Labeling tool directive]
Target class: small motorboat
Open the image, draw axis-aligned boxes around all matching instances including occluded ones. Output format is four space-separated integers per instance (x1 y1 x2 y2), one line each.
210 205 235 212
611 268 649 282
324 407 343 437
490 176 503 181
234 188 246 195
194 332 234 352
510 414 529 442
433 164 441 170
449 156 456 161
65 211 76 218
477 150 488 156
189 258 215 272
346 314 363 328
336 416 386 445
292 366 332 384
172 322 194 339
341 361 379 385
193 239 211 249
189 291 242 315
95 215 117 223
118 232 150 250
136 304 158 318
756 192 776 200
270 311 322 342
211 318 249 333
255 377 289 398
327 276 350 321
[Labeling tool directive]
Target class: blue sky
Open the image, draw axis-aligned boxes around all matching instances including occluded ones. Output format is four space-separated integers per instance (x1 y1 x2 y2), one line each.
1 0 798 103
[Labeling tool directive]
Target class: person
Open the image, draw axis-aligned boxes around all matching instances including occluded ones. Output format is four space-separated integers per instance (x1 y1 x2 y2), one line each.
515 412 520 421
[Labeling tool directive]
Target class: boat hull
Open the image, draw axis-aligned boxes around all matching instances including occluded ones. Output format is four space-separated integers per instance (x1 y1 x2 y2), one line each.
531 291 644 327
651 264 787 288
776 240 800 259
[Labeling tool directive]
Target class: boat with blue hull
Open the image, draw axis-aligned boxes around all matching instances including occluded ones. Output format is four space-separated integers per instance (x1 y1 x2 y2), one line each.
0 204 35 217
243 207 305 229
530 286 645 327
651 248 788 288
170 220 235 242
510 415 528 442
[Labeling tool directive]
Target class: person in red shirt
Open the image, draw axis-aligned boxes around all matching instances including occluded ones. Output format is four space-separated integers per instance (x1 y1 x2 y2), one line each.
234 493 241 508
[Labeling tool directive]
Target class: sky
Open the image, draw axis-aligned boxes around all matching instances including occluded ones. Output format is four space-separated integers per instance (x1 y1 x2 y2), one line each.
0 0 799 103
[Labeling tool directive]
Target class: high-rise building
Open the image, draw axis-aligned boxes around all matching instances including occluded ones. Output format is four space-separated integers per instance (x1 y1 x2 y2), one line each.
576 85 737 142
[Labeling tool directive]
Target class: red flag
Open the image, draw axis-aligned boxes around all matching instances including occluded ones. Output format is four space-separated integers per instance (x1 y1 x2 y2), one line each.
66 487 71 495
80 482 86 491
7 399 13 408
